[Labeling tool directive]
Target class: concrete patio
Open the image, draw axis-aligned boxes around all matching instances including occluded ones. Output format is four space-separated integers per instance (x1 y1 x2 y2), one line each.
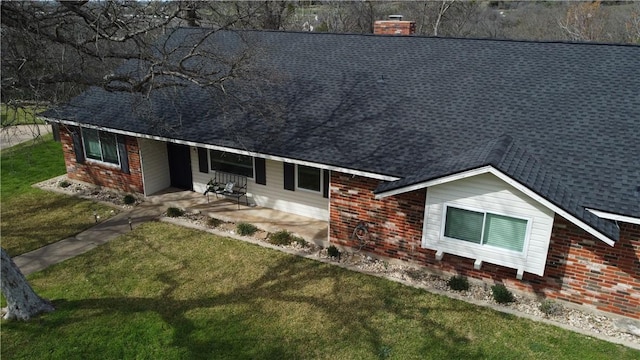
146 188 329 245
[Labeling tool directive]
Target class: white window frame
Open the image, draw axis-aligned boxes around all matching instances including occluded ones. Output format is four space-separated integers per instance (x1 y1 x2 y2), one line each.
440 204 532 256
296 164 322 193
81 128 120 166
209 150 255 179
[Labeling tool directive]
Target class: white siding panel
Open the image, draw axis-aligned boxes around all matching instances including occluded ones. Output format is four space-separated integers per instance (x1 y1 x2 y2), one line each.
423 173 555 276
190 151 328 220
139 138 170 195
253 159 329 220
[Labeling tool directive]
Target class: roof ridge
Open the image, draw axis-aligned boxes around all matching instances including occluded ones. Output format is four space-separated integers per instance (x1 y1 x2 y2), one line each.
180 27 640 48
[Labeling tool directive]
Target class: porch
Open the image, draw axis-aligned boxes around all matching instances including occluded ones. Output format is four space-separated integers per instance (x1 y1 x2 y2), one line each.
146 188 329 245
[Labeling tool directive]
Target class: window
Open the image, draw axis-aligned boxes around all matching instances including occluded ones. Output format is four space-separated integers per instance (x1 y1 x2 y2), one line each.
297 165 321 192
82 128 119 165
210 150 253 178
444 206 528 252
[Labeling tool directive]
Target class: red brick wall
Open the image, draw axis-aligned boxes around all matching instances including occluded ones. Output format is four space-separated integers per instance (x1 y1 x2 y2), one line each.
329 172 640 319
373 20 416 35
533 217 640 318
329 172 427 261
59 126 144 194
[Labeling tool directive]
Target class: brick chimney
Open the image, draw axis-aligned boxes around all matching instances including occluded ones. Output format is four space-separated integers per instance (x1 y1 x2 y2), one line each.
373 15 416 35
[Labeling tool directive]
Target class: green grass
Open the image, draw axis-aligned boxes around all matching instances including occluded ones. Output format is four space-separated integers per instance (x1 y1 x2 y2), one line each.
1 104 45 127
1 135 116 256
2 222 638 359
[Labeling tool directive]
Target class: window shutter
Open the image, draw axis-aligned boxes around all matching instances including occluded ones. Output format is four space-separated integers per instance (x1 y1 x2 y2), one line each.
197 147 208 173
255 158 266 185
52 123 61 142
322 169 330 198
283 162 295 191
117 135 130 174
71 129 85 164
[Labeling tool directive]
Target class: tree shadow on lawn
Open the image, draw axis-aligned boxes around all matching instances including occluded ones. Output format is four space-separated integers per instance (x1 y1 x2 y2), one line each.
1 192 115 256
31 255 485 359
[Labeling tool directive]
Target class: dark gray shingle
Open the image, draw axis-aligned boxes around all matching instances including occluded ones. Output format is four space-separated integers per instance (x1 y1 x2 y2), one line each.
43 29 640 236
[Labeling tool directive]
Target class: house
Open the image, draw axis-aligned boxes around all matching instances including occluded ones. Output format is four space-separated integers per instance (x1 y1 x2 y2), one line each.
42 21 639 319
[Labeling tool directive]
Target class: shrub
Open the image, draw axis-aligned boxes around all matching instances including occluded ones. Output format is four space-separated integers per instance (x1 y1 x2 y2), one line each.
268 230 293 245
207 217 223 228
166 207 184 217
538 299 563 316
58 180 71 188
491 284 515 304
293 236 308 247
378 345 393 359
236 222 258 236
447 275 470 291
327 245 340 258
123 194 136 205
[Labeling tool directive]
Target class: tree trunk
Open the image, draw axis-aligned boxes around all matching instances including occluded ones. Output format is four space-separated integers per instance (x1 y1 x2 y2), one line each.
1 248 54 321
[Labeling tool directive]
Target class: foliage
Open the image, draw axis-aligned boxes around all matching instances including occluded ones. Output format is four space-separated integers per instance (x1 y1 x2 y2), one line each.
206 217 223 228
0 135 115 256
58 180 71 188
236 222 258 236
122 194 136 205
491 284 516 304
447 275 470 291
292 236 308 247
166 207 184 218
2 222 637 359
378 344 393 359
327 245 340 258
268 230 294 245
539 299 564 316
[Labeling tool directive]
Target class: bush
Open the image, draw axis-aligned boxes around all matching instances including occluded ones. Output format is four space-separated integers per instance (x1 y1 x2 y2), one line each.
491 284 515 304
123 194 136 205
447 275 470 291
268 230 293 245
236 222 258 236
166 207 184 217
58 180 71 188
207 217 223 228
327 245 340 258
538 299 563 316
293 236 308 247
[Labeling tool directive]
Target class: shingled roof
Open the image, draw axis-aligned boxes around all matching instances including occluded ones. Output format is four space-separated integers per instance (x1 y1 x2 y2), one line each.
43 28 640 241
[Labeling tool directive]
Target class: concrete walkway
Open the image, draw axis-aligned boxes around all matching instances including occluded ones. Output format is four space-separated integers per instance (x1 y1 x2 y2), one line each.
13 202 163 276
0 124 52 150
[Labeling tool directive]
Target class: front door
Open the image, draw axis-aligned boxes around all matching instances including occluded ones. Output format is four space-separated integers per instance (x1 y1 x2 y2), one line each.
167 143 193 190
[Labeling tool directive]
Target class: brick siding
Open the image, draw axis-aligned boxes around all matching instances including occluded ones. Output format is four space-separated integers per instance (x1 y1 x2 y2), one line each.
59 126 144 194
329 172 640 319
373 20 416 35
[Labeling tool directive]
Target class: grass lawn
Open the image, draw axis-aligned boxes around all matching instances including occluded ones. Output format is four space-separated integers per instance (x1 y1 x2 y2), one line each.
1 135 116 256
0 104 46 127
2 222 638 359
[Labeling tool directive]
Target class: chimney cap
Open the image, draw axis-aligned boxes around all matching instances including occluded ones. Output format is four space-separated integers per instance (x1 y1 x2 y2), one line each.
388 15 404 21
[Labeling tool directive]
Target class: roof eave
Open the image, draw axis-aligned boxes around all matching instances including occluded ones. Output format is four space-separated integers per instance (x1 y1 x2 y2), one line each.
374 165 617 247
45 117 401 182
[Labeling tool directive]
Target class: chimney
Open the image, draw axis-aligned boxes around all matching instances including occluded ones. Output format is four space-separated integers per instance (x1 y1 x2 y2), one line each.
373 15 416 36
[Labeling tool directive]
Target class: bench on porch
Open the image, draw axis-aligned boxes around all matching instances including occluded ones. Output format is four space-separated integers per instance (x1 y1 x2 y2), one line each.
203 171 248 208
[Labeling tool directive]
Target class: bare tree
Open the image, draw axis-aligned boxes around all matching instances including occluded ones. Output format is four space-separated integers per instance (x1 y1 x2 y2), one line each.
0 0 277 321
315 1 391 34
558 0 608 42
624 2 640 43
